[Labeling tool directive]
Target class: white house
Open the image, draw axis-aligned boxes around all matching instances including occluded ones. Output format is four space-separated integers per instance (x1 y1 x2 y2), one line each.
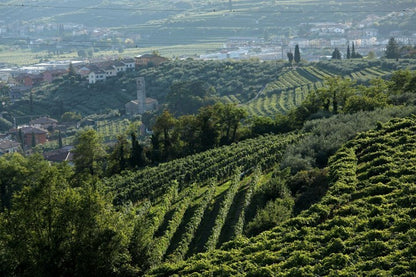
88 70 106 84
122 58 136 70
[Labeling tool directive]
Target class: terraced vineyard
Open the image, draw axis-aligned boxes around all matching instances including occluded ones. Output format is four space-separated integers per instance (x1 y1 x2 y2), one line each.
245 66 391 117
105 132 299 270
150 117 416 276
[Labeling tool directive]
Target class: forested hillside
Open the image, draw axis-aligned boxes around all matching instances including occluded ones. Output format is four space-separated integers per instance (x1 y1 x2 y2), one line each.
149 116 416 276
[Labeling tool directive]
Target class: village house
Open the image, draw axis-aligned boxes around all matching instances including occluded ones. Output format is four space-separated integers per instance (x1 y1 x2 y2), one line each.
88 69 107 84
29 116 58 130
43 145 74 163
122 58 136 70
77 66 91 77
19 126 48 146
0 139 21 156
15 73 43 88
87 58 137 84
42 69 67 83
134 54 168 67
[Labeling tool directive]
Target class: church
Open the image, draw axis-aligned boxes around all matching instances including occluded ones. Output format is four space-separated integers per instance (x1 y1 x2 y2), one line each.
125 77 158 115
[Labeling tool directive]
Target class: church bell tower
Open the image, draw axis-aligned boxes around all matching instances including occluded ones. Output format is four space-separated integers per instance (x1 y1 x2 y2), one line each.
136 77 145 114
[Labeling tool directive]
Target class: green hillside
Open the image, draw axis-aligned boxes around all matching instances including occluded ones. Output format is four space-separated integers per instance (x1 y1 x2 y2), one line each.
103 133 299 272
149 116 416 276
6 59 415 122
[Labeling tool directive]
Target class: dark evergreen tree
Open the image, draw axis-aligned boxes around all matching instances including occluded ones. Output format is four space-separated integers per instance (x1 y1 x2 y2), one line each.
385 37 400 59
72 128 107 176
287 52 294 64
130 132 145 168
294 45 301 64
351 42 356 58
68 62 76 77
18 128 24 148
58 130 63 148
31 132 36 148
347 44 351 59
331 48 341 59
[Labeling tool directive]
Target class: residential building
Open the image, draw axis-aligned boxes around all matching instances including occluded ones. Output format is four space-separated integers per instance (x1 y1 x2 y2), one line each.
134 54 168 67
29 116 58 130
0 139 21 155
17 126 48 146
43 145 74 163
88 70 106 84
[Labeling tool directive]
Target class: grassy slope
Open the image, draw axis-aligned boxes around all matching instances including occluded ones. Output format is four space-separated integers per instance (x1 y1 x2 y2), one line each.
149 117 416 276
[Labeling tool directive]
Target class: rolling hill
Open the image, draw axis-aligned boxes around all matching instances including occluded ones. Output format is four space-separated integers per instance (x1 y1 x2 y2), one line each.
149 116 416 276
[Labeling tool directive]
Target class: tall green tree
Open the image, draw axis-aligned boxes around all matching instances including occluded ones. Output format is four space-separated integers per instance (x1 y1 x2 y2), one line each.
108 135 130 175
153 110 178 160
72 128 107 176
294 44 301 64
58 130 63 148
347 44 351 59
196 105 219 151
385 37 400 59
287 52 294 64
351 42 356 58
31 132 36 147
216 103 247 144
130 132 146 168
0 156 137 276
331 48 341 60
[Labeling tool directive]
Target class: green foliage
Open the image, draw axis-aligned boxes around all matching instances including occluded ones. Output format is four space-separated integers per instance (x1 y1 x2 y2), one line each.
0 154 137 276
167 80 217 116
385 37 400 59
281 105 416 172
151 103 247 162
332 48 342 60
246 197 294 237
0 117 12 132
61 111 82 122
150 117 416 276
294 45 301 64
72 128 107 176
204 171 240 251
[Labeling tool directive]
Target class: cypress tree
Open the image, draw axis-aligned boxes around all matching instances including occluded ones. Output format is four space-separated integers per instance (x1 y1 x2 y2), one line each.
352 42 356 58
130 132 145 168
58 130 63 149
294 44 301 63
347 44 351 59
287 52 294 64
18 129 24 148
31 132 36 148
